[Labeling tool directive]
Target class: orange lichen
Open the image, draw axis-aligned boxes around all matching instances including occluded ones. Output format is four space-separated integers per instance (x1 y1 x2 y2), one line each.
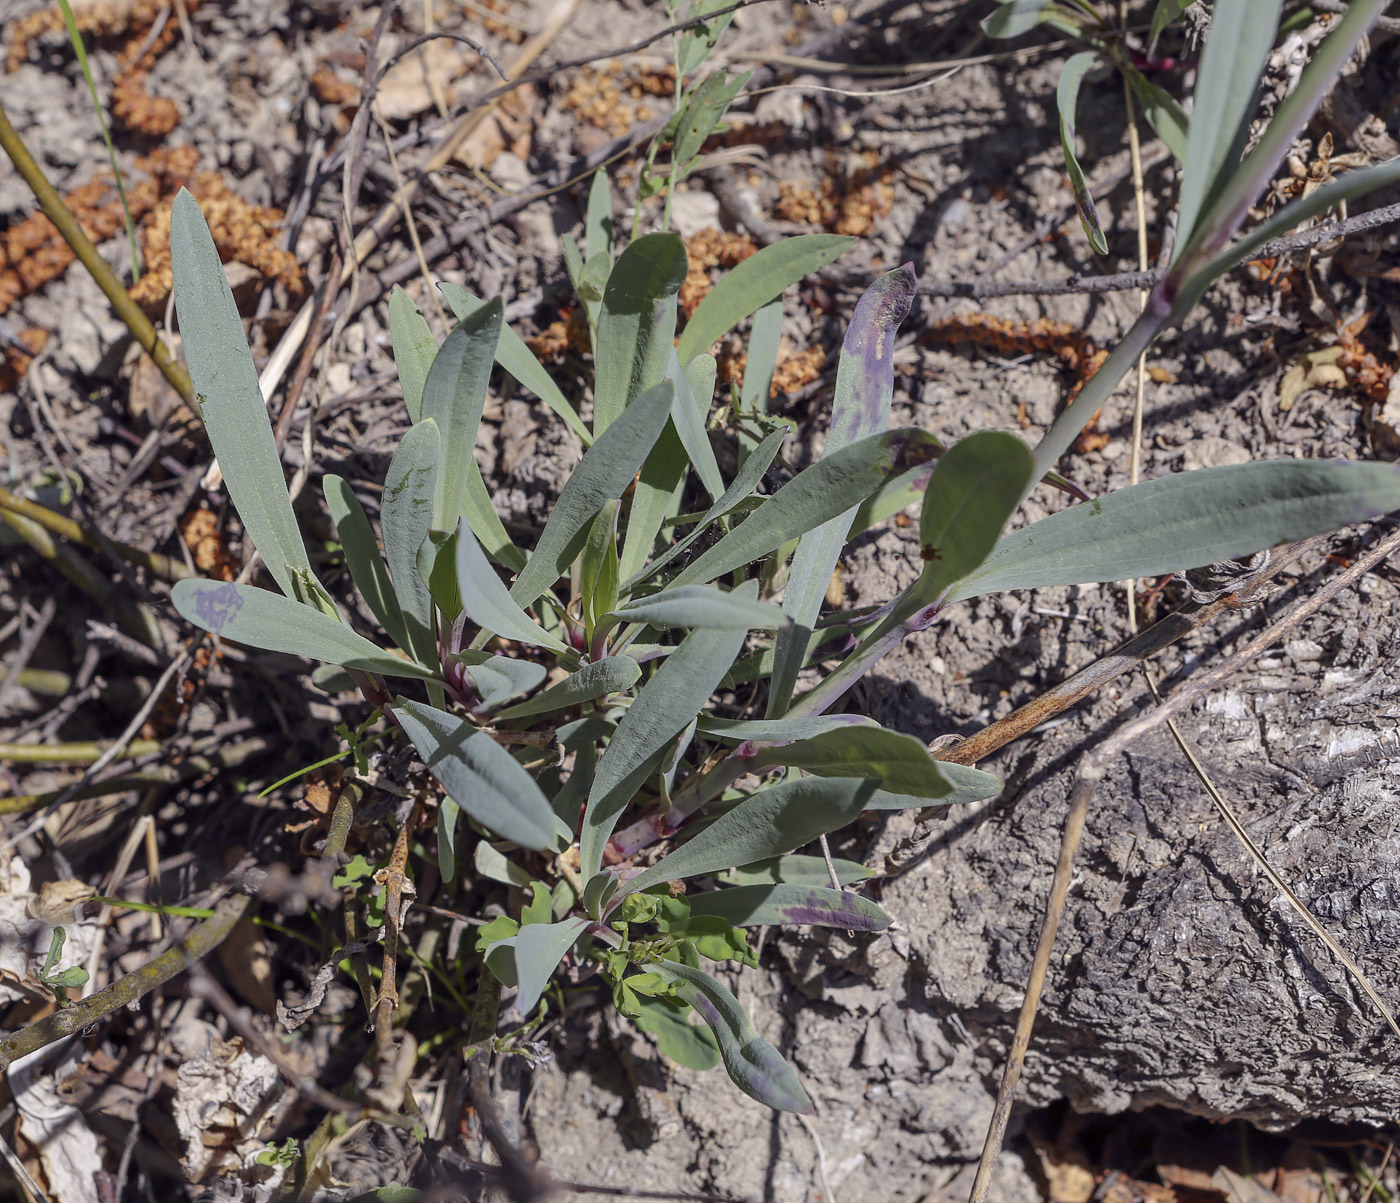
0 145 303 317
0 326 49 392
775 153 896 237
679 228 758 317
525 307 590 362
924 312 1110 451
7 0 202 132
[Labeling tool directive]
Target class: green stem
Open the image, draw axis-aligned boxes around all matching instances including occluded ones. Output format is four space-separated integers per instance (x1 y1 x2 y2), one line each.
0 101 193 404
0 738 162 764
0 893 250 1071
0 485 192 581
0 737 269 815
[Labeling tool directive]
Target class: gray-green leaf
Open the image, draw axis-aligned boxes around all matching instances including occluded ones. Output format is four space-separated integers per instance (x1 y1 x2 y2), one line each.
171 580 438 679
652 960 811 1113
950 458 1400 603
579 606 752 880
170 189 315 601
391 698 559 849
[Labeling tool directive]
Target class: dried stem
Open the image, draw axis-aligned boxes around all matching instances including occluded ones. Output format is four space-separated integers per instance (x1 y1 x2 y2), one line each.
0 893 250 1071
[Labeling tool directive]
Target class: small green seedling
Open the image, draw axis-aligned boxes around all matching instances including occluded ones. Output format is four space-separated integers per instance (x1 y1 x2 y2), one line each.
38 926 90 1006
167 1 1400 1111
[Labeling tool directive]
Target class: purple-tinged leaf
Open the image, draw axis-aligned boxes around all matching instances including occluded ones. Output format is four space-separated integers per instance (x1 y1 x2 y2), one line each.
171 580 437 679
771 265 918 713
653 960 812 1113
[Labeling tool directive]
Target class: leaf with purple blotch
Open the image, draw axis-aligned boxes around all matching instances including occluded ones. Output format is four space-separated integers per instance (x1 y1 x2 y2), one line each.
768 265 918 715
652 959 812 1113
171 580 438 679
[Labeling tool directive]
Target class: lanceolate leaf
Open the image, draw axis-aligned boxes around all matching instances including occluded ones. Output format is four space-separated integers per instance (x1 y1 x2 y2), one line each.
1121 60 1189 164
456 521 567 654
1149 0 1196 54
580 610 752 880
584 168 614 264
464 655 548 711
696 714 873 742
667 347 723 502
769 265 917 715
171 580 439 679
687 884 891 931
391 698 559 849
464 459 527 571
652 960 812 1113
388 286 438 424
677 234 853 365
633 995 721 1070
324 475 408 652
594 234 688 434
918 430 1036 595
719 855 871 887
1057 52 1109 255
626 427 786 589
514 917 590 1015
440 284 592 446
1174 0 1282 253
982 0 1082 38
670 428 943 588
749 724 951 799
422 300 503 532
671 69 751 169
741 299 783 416
380 418 441 671
622 777 894 897
511 382 675 607
493 657 642 722
606 585 786 631
170 189 315 601
950 458 1400 603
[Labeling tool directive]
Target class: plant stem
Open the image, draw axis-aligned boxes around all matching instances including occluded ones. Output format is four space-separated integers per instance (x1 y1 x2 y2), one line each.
0 102 193 404
0 738 162 764
0 485 191 581
0 737 269 815
0 505 165 647
0 893 250 1071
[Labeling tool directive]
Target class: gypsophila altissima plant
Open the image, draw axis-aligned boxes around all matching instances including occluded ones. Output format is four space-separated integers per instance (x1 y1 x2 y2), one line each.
168 0 1400 1110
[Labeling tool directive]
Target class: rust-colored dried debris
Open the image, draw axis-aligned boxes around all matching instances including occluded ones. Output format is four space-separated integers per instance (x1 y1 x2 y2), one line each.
7 0 202 134
0 145 303 319
679 228 758 317
559 60 665 136
776 153 896 237
525 307 591 362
